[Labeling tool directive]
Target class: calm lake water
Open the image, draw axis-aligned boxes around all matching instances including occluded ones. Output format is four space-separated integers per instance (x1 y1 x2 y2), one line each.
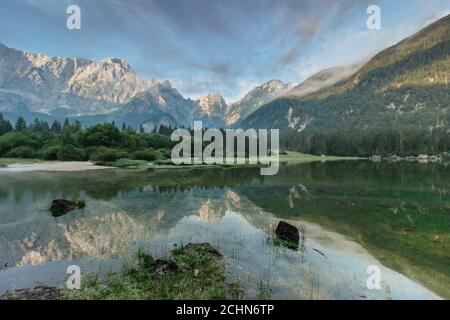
0 161 449 299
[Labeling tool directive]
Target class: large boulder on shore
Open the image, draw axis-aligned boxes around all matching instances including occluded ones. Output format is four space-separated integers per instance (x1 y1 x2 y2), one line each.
50 199 85 217
275 221 300 244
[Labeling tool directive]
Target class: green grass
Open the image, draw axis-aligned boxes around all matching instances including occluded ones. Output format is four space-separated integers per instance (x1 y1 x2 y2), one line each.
60 245 243 300
0 158 48 165
100 152 362 171
278 151 364 163
0 152 362 171
99 158 149 169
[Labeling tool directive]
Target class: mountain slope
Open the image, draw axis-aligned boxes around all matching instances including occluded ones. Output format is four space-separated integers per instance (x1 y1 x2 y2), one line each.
239 14 450 155
113 92 179 131
288 64 362 97
225 80 292 125
0 43 160 115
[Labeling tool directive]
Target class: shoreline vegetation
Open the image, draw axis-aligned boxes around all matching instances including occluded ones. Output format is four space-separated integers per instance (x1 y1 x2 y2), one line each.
1 151 448 172
2 152 449 174
1 243 244 300
0 152 363 172
0 116 448 170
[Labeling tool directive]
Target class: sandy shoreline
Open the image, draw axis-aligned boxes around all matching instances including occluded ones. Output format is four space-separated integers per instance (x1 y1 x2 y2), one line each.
0 161 114 172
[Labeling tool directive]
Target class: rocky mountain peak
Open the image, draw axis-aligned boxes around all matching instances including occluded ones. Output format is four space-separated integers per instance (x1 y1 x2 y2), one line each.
197 93 228 116
101 57 132 71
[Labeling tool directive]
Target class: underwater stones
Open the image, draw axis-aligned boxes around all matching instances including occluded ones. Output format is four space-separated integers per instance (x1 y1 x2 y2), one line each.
50 199 85 217
275 221 300 244
182 243 223 258
1 285 59 300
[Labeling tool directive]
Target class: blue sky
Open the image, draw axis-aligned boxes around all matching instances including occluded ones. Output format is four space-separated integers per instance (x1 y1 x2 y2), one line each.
0 0 449 102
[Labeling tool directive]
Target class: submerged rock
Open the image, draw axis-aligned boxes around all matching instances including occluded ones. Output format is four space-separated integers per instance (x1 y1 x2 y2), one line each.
50 199 85 217
275 221 300 244
0 164 7 168
1 285 59 300
182 243 223 258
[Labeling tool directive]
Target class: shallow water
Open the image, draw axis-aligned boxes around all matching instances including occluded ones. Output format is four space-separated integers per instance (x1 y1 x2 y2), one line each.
0 161 448 299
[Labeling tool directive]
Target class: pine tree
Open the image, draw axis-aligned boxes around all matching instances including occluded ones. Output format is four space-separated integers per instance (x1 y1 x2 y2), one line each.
0 113 13 136
51 120 62 133
30 118 42 132
15 116 27 132
63 118 70 131
72 120 82 133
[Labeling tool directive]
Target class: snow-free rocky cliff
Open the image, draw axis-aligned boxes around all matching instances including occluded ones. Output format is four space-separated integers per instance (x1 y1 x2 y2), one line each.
0 42 360 129
0 43 220 128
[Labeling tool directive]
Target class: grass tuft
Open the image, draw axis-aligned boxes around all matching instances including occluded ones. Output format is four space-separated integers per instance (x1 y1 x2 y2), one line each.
60 244 244 300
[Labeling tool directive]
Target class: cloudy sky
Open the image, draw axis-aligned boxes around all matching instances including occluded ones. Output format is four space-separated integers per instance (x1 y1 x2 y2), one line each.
0 0 449 101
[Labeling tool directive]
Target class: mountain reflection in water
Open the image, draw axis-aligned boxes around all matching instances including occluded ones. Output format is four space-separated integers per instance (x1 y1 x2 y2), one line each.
0 162 448 299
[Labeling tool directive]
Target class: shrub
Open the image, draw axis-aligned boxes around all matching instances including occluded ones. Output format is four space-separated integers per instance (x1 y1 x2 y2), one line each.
132 149 157 161
89 147 130 162
89 148 118 162
5 146 36 158
153 159 176 165
81 123 121 147
156 148 171 159
41 145 60 160
57 145 85 161
0 132 29 154
144 134 172 149
110 159 148 168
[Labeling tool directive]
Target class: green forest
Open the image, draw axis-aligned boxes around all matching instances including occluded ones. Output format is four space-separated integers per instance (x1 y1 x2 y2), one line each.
281 128 450 157
1 112 449 161
0 114 174 162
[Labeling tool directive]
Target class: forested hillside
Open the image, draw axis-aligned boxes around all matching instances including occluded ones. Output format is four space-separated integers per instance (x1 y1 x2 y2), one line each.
240 14 450 156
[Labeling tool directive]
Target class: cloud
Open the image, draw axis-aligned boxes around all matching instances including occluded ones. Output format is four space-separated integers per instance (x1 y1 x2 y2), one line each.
0 0 448 101
279 49 300 66
209 62 232 77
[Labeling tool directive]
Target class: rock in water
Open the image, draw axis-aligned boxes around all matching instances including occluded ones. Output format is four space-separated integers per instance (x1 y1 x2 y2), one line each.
182 243 223 258
1 285 59 300
50 199 84 217
275 221 300 244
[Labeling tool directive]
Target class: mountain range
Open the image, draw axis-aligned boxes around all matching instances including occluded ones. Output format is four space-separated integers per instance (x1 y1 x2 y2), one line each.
0 42 298 129
0 13 449 136
0 37 359 130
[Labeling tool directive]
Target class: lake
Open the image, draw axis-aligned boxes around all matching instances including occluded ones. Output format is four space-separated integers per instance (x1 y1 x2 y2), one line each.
0 161 449 299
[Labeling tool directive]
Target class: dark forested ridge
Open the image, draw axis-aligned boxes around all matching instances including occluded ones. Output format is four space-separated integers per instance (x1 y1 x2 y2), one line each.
239 14 450 156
